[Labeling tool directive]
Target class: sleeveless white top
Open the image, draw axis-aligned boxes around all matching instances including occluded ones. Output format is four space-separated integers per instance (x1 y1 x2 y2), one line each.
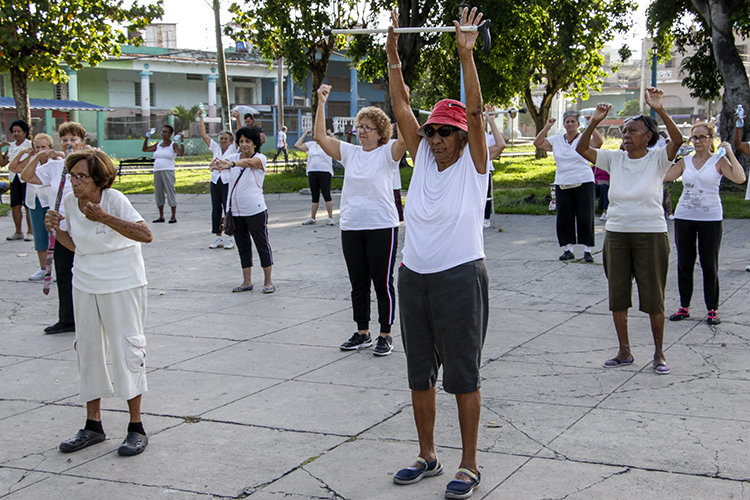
674 154 723 221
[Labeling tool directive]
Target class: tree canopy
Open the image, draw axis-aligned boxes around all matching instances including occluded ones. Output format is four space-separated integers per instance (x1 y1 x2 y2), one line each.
648 0 750 142
228 0 380 117
0 0 164 124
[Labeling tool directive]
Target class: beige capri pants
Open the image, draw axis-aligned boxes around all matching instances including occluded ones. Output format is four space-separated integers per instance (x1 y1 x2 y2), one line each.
153 169 177 207
73 285 148 403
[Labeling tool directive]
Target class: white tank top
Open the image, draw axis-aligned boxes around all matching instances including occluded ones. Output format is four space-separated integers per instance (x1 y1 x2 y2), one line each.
153 141 177 171
674 154 723 221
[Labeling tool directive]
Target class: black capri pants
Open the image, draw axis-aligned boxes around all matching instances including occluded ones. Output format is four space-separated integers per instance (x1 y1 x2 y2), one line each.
10 177 26 207
555 182 595 247
674 218 722 311
210 180 229 234
308 171 332 203
234 210 273 268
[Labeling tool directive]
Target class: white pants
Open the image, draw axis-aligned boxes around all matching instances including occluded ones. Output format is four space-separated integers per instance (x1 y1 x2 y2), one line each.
73 286 148 403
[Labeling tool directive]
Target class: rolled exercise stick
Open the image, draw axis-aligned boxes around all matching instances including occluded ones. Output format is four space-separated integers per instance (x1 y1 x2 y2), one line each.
325 20 492 52
43 151 70 295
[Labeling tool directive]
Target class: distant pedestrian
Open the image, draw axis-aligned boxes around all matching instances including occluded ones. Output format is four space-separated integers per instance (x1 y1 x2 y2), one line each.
142 125 183 223
534 111 603 262
273 126 288 163
664 122 746 325
295 129 335 226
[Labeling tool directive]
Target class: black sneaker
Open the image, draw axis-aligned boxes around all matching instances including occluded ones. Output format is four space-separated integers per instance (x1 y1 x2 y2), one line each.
340 332 372 351
583 252 594 263
373 335 393 356
559 250 575 261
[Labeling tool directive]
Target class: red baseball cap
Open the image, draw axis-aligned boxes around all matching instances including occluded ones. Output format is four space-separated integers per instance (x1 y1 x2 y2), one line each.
417 99 468 137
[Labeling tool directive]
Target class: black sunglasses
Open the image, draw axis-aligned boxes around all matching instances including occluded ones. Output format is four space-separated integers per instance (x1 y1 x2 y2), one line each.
424 125 458 138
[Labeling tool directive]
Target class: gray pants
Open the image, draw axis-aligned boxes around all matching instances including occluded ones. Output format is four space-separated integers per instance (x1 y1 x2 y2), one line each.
154 170 177 207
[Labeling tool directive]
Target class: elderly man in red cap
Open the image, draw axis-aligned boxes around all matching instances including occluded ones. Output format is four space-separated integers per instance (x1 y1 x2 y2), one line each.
386 6 490 500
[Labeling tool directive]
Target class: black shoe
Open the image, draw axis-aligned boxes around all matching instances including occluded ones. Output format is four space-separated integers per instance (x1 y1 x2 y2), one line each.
44 322 75 334
118 431 148 456
59 429 106 453
340 332 372 351
152 218 165 223
583 252 594 263
373 335 393 356
559 250 574 261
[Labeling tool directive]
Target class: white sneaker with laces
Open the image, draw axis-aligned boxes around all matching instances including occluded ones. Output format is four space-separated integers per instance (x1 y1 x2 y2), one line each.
483 219 491 229
25 232 33 241
28 267 46 281
224 236 235 249
209 237 224 249
600 212 607 221
302 218 316 225
326 218 335 226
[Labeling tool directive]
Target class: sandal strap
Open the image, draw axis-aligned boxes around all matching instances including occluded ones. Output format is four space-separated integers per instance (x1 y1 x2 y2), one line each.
456 468 479 482
414 457 427 466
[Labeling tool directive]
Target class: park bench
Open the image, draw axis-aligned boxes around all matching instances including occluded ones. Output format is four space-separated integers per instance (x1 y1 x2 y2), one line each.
117 157 155 181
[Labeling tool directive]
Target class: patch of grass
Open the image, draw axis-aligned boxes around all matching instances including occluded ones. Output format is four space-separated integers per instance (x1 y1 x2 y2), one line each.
0 203 10 217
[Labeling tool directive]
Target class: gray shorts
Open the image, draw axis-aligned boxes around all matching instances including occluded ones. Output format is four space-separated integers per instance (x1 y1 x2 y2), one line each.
397 259 489 394
154 169 177 207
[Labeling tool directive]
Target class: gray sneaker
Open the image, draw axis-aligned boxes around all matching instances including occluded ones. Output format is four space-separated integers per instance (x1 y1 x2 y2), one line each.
373 335 393 356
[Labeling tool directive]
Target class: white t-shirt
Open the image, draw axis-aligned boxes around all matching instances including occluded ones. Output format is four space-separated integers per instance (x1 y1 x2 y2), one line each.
674 154 723 221
276 130 287 148
153 142 177 171
23 153 53 209
62 189 147 294
548 134 595 185
402 139 490 274
7 139 32 182
392 166 402 190
595 147 672 233
227 152 267 217
209 140 236 184
35 159 73 216
305 142 334 175
339 140 399 231
485 132 496 172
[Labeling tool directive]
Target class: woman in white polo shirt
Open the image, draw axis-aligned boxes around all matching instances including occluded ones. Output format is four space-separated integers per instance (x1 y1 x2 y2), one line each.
314 84 406 356
576 88 683 375
534 111 603 262
214 126 275 294
295 129 335 226
664 122 746 325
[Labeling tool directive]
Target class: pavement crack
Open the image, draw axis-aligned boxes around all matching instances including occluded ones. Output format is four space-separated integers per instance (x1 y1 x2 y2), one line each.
558 467 631 499
299 467 346 499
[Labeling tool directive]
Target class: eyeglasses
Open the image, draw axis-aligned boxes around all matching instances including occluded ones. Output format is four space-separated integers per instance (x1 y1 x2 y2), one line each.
690 135 711 143
69 173 91 182
356 124 377 133
424 125 458 138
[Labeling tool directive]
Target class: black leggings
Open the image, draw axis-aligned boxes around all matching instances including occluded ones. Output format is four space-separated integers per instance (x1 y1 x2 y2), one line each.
341 228 398 334
210 180 229 234
308 171 332 203
234 211 273 268
674 218 722 310
555 182 595 247
54 241 75 325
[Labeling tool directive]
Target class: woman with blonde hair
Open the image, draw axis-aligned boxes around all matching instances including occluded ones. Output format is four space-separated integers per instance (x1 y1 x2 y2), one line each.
314 86 406 356
665 121 746 325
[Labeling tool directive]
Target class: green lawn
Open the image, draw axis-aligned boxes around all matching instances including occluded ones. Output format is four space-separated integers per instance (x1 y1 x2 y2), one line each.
107 149 750 219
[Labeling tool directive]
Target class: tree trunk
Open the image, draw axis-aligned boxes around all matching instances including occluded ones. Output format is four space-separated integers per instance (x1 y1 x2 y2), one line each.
309 41 333 125
692 0 750 171
525 85 556 159
10 67 31 126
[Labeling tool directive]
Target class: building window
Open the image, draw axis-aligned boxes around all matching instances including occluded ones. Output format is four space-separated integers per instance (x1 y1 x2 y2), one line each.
327 101 351 118
327 74 351 91
235 86 255 104
134 82 156 107
55 82 69 101
186 74 203 80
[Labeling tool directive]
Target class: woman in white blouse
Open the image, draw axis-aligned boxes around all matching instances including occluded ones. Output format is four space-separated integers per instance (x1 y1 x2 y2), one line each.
198 114 236 249
45 149 153 457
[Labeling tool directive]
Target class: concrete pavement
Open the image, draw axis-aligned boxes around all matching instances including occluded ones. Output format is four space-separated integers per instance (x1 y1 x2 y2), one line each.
1 191 750 499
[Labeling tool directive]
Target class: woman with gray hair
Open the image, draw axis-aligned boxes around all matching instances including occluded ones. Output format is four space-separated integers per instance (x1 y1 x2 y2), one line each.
534 110 603 262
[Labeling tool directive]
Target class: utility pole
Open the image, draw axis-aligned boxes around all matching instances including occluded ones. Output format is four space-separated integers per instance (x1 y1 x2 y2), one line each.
213 0 231 129
277 57 284 131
